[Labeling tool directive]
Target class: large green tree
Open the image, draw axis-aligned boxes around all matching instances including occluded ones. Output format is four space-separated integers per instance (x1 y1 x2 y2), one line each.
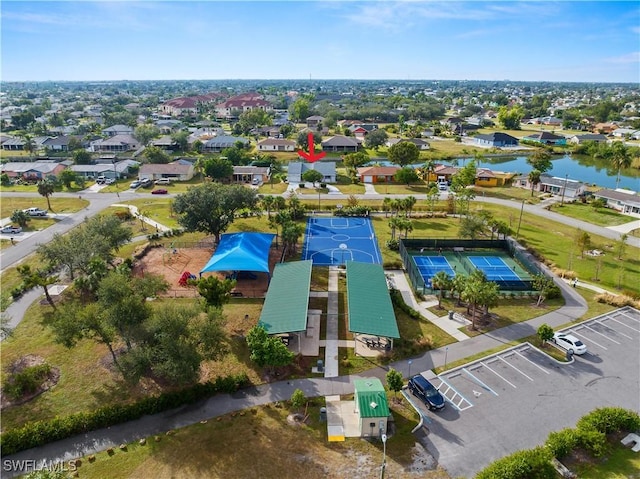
289 98 311 123
388 141 419 167
497 105 524 129
196 276 236 308
134 124 161 145
394 167 419 185
302 169 324 185
204 156 234 181
173 183 258 243
246 325 295 372
17 265 58 310
364 129 388 149
143 145 171 164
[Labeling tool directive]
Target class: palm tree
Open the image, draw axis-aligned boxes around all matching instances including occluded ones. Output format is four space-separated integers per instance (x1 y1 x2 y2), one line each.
528 169 541 196
382 197 392 217
403 196 417 217
431 271 452 309
37 179 56 211
261 195 276 218
611 142 631 189
388 217 402 240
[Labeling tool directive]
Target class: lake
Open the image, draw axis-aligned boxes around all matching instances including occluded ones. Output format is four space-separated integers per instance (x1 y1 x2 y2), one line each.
367 154 640 191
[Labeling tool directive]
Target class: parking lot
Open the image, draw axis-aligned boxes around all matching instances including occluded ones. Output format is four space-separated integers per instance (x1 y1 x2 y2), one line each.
417 307 640 479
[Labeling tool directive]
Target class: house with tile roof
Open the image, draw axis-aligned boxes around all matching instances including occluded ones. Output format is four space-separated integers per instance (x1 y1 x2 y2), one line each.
71 160 140 181
568 133 608 144
215 92 272 119
160 93 223 117
513 173 586 199
385 138 430 150
103 124 134 137
139 160 195 182
201 135 249 152
257 138 296 152
91 134 140 152
321 135 360 152
287 161 336 184
1 161 67 181
357 166 400 184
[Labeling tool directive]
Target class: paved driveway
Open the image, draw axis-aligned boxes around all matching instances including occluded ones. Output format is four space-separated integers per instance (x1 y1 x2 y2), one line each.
419 307 640 478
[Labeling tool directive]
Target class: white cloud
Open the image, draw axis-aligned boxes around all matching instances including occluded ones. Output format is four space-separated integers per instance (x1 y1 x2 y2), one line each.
605 52 640 64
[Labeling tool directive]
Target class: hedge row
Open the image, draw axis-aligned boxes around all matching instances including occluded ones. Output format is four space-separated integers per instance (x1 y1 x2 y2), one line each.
475 407 640 478
1 373 249 457
389 288 422 320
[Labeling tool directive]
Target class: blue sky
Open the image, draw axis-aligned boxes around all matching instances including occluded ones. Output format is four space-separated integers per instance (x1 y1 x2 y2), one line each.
2 1 639 82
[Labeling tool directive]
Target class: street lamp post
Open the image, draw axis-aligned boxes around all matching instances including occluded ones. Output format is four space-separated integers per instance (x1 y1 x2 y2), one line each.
407 360 413 379
560 173 569 206
515 199 525 238
444 347 449 370
379 433 387 479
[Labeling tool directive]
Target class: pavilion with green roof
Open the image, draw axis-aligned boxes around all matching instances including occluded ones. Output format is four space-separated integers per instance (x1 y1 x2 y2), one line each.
346 261 400 351
258 260 312 352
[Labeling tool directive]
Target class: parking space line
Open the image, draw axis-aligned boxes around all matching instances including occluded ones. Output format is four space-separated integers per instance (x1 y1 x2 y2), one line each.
479 361 517 389
620 311 640 323
595 320 634 340
606 317 640 333
570 330 608 350
580 324 621 344
498 356 533 381
462 367 499 396
435 376 473 411
514 348 550 374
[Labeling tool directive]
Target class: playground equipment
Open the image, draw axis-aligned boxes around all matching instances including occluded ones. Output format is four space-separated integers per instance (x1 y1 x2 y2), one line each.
178 271 196 287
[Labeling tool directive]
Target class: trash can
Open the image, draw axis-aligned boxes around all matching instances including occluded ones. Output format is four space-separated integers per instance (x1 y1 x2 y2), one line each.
448 311 454 320
317 359 324 372
319 407 327 422
566 350 574 361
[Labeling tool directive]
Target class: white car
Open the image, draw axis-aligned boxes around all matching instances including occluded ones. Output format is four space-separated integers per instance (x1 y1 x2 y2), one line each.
155 178 171 185
552 332 587 355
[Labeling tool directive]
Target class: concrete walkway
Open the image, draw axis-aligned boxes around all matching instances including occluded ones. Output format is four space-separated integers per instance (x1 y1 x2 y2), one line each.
363 183 378 195
111 203 171 233
324 266 340 378
386 270 470 341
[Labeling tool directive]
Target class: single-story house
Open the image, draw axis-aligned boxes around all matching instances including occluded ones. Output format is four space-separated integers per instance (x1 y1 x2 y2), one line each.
321 135 360 153
611 128 640 139
150 135 179 150
233 166 270 184
306 115 324 128
1 161 67 181
514 173 586 199
431 164 459 184
71 159 140 180
42 135 76 152
288 161 336 184
257 138 296 152
103 124 134 137
475 168 500 187
474 132 519 148
385 138 430 150
356 166 400 184
593 123 619 134
91 134 141 152
522 131 567 145
139 160 194 181
251 126 281 138
2 137 26 150
568 134 608 144
592 189 640 218
201 135 249 152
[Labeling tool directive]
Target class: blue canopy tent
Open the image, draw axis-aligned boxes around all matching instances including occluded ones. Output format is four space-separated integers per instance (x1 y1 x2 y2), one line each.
199 232 275 278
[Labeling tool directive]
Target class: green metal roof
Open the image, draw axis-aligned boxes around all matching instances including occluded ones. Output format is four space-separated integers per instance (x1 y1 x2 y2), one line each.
346 262 400 338
354 378 390 418
258 260 312 334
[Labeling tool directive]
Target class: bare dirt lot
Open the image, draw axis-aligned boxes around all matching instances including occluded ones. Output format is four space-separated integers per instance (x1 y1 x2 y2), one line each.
132 244 283 298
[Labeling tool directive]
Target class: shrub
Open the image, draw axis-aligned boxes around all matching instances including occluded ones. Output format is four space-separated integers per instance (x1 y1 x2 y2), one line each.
575 428 608 458
0 373 249 456
475 447 555 479
386 239 399 250
576 407 640 435
545 428 578 459
594 293 640 308
3 364 52 400
389 288 421 320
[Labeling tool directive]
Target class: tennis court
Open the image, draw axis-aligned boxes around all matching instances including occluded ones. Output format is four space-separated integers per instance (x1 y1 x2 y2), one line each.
467 256 522 281
302 217 382 266
414 256 456 286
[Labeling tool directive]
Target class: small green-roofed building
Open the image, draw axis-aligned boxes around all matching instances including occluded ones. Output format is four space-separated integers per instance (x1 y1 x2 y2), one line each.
354 378 390 437
258 261 312 347
346 261 399 348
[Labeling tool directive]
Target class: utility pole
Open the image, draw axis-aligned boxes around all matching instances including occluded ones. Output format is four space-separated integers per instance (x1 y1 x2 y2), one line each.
516 200 525 238
560 173 568 206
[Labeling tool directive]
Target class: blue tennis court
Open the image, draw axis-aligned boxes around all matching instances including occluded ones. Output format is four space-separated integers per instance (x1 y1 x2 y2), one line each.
468 256 521 281
302 217 382 266
414 256 456 285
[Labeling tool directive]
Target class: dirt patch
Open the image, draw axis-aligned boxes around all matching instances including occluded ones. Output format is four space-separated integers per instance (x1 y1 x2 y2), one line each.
132 244 284 298
0 354 60 410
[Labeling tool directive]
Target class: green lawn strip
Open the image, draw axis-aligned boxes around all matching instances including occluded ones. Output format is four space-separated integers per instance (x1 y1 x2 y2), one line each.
310 266 328 291
124 198 181 229
258 182 289 194
472 185 545 203
568 441 640 478
0 197 89 218
0 253 51 311
374 184 433 195
551 202 634 227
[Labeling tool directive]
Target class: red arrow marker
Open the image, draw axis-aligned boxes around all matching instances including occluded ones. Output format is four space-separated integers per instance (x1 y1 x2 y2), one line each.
298 132 326 163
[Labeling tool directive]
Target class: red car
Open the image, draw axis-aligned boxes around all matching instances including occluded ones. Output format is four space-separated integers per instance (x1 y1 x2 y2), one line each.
151 188 168 195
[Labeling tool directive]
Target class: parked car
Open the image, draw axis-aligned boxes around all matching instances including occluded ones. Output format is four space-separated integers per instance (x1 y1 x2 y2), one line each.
552 332 587 355
140 178 153 188
104 178 115 185
154 178 171 185
96 176 106 184
151 188 168 195
24 207 47 216
130 180 142 189
1 225 22 234
408 375 446 410
251 177 261 186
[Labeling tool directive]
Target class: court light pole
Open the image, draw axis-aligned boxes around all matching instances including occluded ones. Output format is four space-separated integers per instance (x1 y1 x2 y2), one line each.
515 199 525 239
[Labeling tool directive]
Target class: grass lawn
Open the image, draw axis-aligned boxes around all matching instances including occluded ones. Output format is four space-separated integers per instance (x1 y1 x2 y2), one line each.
258 181 289 194
125 198 181 229
473 185 545 203
74 400 449 479
0 197 89 218
567 441 640 478
551 202 635 227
